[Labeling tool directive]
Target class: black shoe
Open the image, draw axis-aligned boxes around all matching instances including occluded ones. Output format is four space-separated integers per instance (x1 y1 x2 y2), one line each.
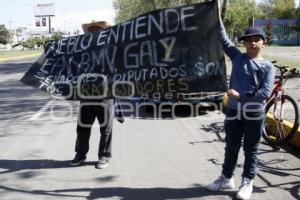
69 154 86 167
95 158 110 169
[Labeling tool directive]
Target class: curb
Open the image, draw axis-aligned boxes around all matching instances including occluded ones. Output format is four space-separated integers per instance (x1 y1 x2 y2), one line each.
0 53 41 63
222 94 300 148
266 113 300 147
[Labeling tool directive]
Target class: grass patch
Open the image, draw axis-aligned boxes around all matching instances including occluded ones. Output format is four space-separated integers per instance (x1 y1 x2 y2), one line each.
0 49 42 59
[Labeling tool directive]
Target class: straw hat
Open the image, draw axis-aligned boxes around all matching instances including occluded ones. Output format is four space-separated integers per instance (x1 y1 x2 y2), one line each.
82 20 111 33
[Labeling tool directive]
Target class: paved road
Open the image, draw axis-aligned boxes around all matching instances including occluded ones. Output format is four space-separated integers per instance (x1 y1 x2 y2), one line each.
0 58 300 200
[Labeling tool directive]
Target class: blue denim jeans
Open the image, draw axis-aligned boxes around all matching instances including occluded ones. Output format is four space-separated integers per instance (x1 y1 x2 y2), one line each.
222 108 265 179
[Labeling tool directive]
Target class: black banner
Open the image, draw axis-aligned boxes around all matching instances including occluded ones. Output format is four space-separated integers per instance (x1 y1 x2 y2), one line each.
21 0 227 100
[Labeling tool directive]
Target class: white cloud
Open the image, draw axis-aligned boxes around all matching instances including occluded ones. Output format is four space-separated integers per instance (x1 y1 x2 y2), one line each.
53 8 115 34
29 8 115 34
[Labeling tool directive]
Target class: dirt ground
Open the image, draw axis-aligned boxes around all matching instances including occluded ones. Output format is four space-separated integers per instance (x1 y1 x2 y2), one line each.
262 46 300 65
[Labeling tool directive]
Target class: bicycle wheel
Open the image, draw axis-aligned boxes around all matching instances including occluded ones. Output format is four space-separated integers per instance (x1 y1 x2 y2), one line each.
263 95 299 146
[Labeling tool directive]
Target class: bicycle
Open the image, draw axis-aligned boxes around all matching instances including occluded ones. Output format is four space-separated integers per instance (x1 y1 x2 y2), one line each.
263 61 300 146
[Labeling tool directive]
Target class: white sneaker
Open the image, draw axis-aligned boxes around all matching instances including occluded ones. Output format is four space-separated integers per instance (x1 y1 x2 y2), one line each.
206 175 235 191
95 158 110 169
236 177 253 200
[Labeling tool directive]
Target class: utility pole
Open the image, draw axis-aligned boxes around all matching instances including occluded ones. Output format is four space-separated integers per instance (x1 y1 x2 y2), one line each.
8 20 13 32
8 20 13 43
48 16 52 34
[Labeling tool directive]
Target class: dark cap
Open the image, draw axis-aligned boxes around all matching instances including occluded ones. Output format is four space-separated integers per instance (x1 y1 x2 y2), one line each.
239 27 266 41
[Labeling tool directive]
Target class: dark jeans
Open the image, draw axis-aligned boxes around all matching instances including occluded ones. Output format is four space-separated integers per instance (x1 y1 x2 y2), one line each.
75 99 114 160
222 108 265 180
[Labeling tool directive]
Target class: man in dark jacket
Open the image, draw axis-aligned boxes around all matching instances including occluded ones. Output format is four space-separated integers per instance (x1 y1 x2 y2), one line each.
69 20 124 169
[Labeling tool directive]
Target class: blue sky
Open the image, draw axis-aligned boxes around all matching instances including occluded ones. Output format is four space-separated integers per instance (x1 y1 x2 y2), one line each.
0 0 115 33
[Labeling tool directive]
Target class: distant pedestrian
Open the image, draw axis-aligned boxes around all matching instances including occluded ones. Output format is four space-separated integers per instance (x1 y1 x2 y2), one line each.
206 17 275 200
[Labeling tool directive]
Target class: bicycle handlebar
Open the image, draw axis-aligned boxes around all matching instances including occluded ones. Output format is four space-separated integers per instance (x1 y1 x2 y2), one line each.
271 60 300 79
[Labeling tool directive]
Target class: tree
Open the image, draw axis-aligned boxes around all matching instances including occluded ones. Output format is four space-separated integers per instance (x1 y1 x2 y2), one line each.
0 25 10 45
50 32 63 41
221 0 227 19
273 0 296 18
222 0 260 37
258 0 297 19
113 0 258 38
113 0 219 24
296 1 300 18
20 38 36 49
